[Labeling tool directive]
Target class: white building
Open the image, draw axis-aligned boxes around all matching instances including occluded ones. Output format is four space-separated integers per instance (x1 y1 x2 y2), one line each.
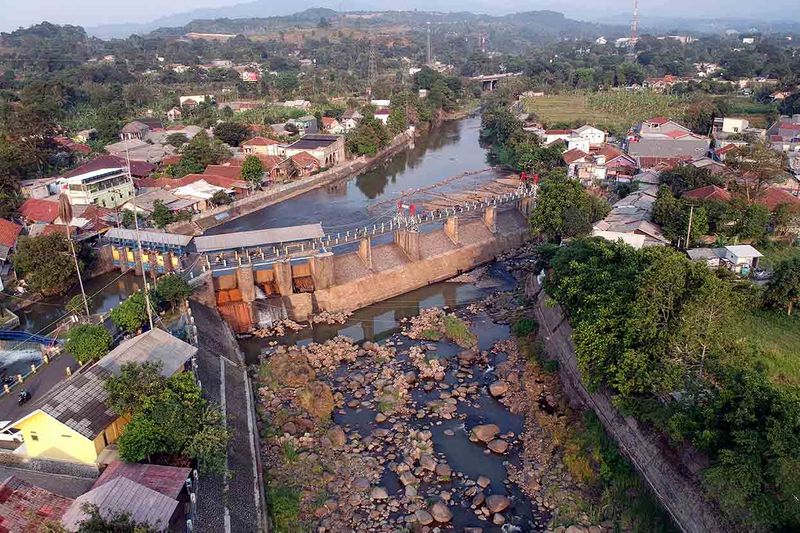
574 125 607 146
61 168 134 209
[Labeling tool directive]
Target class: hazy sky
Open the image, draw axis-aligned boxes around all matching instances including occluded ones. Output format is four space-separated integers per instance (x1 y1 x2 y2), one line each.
2 0 798 33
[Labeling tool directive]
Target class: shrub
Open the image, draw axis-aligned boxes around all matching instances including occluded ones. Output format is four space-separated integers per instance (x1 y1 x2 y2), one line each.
65 324 112 364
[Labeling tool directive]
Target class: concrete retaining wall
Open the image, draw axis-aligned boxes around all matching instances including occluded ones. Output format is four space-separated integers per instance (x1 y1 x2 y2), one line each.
526 275 729 533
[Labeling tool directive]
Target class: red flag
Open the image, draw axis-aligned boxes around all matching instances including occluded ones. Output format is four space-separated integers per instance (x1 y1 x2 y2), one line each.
533 173 540 184
409 204 416 216
520 171 528 182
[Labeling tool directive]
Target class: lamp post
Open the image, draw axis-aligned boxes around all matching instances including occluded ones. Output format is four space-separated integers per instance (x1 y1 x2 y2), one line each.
58 194 90 317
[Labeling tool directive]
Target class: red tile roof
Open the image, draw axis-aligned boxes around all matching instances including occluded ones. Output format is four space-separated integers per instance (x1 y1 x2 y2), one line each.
242 136 278 146
637 156 692 169
665 130 691 139
593 144 628 161
375 107 391 115
0 218 22 248
0 476 73 532
137 172 248 190
94 461 191 500
755 187 800 211
562 148 588 164
682 185 732 203
321 117 338 127
20 198 59 223
64 155 154 178
715 144 738 156
647 116 670 125
161 154 182 166
41 224 69 237
204 165 241 179
291 151 320 169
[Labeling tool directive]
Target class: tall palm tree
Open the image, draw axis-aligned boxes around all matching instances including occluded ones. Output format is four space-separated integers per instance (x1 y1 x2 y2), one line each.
58 194 90 317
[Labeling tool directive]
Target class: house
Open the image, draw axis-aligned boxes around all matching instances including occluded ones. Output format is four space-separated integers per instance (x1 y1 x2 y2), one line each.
172 179 234 209
283 134 345 168
19 197 60 225
341 109 363 131
682 185 732 203
104 139 176 164
287 115 318 134
626 117 710 162
0 218 22 263
10 329 197 465
594 144 637 179
0 476 74 532
592 182 669 249
370 99 391 108
179 95 214 108
643 75 690 92
687 248 726 269
242 136 281 156
122 189 197 215
754 187 800 212
714 117 749 134
766 115 800 152
61 477 180 532
282 99 311 110
61 167 134 209
374 107 391 125
53 136 91 155
290 151 321 177
321 116 345 134
19 176 61 199
725 245 762 272
574 125 607 146
119 121 150 141
563 148 607 183
166 106 182 121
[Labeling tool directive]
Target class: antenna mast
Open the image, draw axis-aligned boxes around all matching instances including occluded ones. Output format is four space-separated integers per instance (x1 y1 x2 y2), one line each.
628 0 639 57
366 42 377 98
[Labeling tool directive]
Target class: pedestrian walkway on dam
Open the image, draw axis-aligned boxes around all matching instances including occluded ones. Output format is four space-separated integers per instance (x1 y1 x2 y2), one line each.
189 300 267 532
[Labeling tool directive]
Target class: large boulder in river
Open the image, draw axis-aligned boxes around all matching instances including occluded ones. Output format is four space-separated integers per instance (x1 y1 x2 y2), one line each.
326 425 346 448
470 423 500 443
488 439 509 454
489 381 509 397
268 351 316 387
485 494 510 514
429 501 453 523
298 381 334 421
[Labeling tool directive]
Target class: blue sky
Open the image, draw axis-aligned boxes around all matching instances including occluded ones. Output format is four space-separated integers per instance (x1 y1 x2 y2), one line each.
2 0 798 33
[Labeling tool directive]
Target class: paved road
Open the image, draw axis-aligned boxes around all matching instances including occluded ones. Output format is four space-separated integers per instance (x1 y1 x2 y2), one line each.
190 300 266 533
0 353 77 425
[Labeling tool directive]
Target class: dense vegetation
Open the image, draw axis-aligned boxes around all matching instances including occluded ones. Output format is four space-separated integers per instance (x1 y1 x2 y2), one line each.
541 238 800 530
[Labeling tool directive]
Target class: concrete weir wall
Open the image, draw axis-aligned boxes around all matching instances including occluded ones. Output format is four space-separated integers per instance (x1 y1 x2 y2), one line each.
214 207 530 327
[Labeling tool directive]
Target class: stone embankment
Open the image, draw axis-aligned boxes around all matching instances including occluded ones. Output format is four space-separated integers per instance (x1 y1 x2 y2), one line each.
169 130 414 235
527 275 729 533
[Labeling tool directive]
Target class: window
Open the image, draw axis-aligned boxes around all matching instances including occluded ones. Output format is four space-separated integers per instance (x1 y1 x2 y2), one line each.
30 433 39 441
61 434 72 438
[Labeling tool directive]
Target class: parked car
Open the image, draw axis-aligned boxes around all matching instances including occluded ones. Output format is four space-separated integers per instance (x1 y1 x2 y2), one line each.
0 421 23 443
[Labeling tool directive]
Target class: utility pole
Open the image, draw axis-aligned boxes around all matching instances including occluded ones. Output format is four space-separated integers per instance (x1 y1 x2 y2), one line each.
426 22 432 66
58 194 90 317
124 141 154 331
366 42 377 99
685 203 695 250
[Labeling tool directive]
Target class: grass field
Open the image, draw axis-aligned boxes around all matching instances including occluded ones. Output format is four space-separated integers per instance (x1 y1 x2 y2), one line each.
756 242 800 270
741 308 800 392
522 91 687 135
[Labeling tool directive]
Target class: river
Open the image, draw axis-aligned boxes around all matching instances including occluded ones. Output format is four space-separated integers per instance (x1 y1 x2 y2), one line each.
8 115 497 340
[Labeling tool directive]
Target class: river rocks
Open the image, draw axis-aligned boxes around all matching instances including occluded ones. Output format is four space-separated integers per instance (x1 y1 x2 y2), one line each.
485 495 511 514
489 380 509 397
375 413 387 423
268 351 316 386
326 425 346 448
353 477 370 491
493 513 506 525
420 454 437 471
399 472 417 486
429 501 453 523
464 528 483 533
370 486 389 500
435 463 452 478
477 475 491 488
488 439 509 454
470 423 500 443
298 381 334 420
415 509 434 525
471 492 485 508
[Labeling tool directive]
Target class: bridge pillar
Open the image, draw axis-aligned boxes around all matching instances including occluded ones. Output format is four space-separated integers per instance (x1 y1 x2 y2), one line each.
236 265 256 303
274 260 294 296
483 206 497 233
517 196 534 217
394 229 421 261
311 252 334 290
358 237 373 269
444 216 459 245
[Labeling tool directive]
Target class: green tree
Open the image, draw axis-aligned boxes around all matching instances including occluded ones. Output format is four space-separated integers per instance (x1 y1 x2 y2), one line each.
240 154 264 189
155 275 191 310
177 132 231 177
66 294 92 316
65 324 112 364
74 504 156 532
165 133 189 147
13 234 78 295
530 172 607 241
150 201 174 229
110 291 149 333
346 117 389 156
386 107 408 135
213 121 250 147
106 363 230 473
726 143 786 202
763 257 800 315
737 203 770 240
210 190 232 205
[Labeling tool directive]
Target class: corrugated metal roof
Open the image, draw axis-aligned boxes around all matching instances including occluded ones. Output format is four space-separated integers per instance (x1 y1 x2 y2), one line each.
61 477 178 532
98 328 196 377
193 223 324 252
94 461 191 499
105 227 192 247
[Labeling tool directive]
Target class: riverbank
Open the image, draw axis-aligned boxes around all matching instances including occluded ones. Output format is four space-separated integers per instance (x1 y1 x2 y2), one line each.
168 129 416 235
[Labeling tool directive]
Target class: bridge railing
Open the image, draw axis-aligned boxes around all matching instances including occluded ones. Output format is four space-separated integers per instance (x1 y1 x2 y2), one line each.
201 185 537 274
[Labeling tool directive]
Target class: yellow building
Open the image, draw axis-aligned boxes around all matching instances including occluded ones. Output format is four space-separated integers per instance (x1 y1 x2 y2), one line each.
12 329 197 465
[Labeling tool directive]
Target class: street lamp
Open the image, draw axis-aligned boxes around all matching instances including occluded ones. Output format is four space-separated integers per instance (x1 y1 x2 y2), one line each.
58 194 90 317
